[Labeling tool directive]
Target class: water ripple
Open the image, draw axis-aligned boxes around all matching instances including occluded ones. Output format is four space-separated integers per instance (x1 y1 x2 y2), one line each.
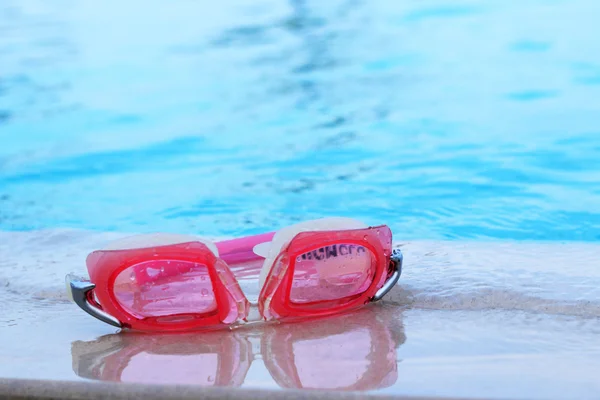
0 0 599 241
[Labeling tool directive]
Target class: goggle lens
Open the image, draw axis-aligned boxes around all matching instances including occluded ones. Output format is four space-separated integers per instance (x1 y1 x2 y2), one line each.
289 243 375 304
113 260 217 319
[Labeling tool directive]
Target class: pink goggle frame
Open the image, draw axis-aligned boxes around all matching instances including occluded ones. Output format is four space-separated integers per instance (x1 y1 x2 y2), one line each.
66 218 403 332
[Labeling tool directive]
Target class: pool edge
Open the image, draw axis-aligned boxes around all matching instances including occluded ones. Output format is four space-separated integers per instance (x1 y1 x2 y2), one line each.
0 378 509 400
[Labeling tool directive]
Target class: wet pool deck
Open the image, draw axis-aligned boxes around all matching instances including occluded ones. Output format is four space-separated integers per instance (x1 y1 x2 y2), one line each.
1 231 600 399
0 378 494 400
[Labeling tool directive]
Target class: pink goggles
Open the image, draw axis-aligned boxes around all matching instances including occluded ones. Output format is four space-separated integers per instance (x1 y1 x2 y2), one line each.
66 217 403 332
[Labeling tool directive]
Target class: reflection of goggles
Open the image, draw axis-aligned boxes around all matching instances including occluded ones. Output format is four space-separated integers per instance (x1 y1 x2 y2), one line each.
71 306 404 391
66 217 403 332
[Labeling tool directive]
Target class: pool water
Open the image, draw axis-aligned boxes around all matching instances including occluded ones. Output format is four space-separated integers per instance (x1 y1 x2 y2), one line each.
1 0 599 240
1 0 600 399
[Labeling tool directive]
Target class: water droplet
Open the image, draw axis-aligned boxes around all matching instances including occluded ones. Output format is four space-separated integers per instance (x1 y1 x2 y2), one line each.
167 261 171 265
146 267 160 278
129 272 136 282
201 289 209 296
363 235 368 241
296 256 302 262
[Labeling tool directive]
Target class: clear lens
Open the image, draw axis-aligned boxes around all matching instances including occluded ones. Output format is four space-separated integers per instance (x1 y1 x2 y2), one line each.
289 243 374 304
113 260 217 318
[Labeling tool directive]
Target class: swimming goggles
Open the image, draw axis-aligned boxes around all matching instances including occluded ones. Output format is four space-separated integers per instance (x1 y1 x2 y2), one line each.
66 217 403 332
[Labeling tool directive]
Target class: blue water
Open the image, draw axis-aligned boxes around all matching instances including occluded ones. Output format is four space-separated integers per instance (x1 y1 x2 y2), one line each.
1 0 600 241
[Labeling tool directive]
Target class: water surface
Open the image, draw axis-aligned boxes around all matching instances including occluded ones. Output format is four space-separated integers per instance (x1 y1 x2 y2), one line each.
1 0 599 240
